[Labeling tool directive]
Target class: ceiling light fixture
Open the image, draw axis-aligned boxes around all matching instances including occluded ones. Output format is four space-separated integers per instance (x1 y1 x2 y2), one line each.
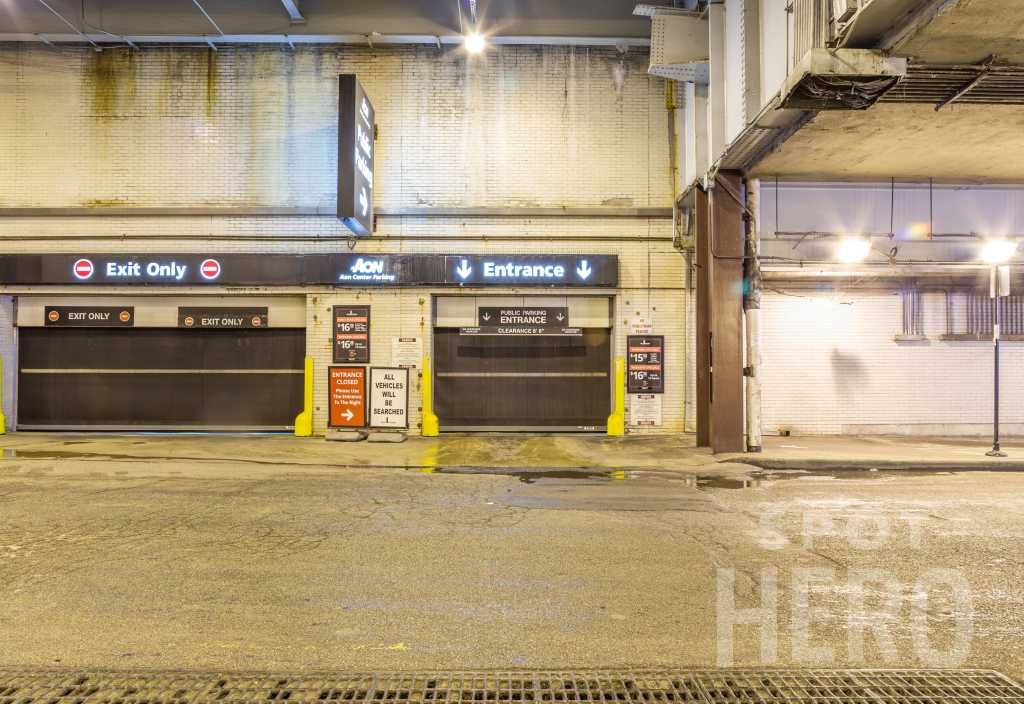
464 32 485 54
980 238 1018 265
835 236 872 263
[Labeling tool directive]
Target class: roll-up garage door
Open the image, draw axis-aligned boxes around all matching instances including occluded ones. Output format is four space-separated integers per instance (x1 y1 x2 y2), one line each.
433 296 612 431
16 297 306 431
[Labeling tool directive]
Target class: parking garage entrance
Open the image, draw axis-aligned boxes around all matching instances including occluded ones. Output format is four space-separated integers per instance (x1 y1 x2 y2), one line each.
432 296 612 431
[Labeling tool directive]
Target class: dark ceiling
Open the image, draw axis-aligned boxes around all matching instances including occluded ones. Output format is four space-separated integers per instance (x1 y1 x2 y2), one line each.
0 0 651 39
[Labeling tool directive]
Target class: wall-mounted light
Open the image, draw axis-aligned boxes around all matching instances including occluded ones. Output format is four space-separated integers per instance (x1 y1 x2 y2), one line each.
835 236 872 263
464 32 485 54
980 238 1018 265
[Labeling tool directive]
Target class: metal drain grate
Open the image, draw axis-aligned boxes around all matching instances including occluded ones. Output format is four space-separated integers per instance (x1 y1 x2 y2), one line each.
0 670 1021 704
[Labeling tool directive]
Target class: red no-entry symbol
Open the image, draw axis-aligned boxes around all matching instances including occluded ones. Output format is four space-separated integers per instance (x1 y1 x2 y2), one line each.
73 258 94 280
200 258 221 280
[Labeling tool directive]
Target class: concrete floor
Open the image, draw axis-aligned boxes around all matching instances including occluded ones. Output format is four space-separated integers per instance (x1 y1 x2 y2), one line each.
0 433 1022 679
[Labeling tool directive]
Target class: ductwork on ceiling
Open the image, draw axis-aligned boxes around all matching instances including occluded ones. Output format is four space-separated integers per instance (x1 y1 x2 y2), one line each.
780 48 907 110
647 12 708 83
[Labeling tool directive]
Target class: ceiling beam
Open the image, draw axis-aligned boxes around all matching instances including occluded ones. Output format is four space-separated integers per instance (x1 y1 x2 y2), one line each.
32 0 101 51
279 0 306 24
190 0 225 36
0 33 650 47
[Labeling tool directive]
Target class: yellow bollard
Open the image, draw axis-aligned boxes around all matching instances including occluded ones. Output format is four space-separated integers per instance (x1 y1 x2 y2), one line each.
421 356 440 437
0 356 5 435
606 356 625 436
293 356 314 437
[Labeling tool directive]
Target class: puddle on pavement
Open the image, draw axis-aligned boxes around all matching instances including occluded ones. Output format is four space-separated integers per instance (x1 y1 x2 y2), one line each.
432 467 623 483
3 449 146 461
427 465 965 490
462 467 972 512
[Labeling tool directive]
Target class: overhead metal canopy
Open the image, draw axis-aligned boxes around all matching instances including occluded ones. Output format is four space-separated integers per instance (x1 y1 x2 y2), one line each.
708 0 1024 183
892 0 1024 64
0 0 651 43
749 101 1024 182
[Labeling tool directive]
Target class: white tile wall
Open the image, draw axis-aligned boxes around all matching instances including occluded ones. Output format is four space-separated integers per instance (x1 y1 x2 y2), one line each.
760 289 1024 435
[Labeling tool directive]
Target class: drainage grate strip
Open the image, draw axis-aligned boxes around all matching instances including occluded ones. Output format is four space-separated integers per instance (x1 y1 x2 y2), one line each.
0 670 1020 704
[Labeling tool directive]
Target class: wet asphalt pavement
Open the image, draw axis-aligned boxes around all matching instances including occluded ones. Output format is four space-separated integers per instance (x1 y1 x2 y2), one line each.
0 437 1022 679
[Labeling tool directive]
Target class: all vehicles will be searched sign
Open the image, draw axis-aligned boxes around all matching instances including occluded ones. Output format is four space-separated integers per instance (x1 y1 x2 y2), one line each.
369 367 408 429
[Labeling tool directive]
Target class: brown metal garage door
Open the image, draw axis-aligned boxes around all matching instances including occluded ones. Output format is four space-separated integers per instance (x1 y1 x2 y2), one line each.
17 328 305 431
433 328 611 431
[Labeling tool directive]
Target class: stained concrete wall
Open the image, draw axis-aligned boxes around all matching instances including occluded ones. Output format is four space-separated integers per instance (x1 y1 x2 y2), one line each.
0 44 670 209
0 43 691 434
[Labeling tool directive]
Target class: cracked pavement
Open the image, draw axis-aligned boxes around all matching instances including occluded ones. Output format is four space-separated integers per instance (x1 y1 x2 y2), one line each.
0 435 1022 679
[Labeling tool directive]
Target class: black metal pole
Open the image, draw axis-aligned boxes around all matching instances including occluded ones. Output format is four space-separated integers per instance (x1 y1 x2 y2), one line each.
988 269 1006 457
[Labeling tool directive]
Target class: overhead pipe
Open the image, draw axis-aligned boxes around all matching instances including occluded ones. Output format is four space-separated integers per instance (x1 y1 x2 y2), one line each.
744 177 762 453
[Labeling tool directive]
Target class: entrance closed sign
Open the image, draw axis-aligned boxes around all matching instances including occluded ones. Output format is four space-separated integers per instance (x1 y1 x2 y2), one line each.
369 367 409 429
329 366 366 428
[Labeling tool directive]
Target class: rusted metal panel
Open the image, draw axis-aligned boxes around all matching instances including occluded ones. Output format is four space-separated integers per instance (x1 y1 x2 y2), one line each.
709 172 745 454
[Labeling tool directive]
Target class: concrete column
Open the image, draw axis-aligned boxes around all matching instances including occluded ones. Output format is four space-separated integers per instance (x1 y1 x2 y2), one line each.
744 178 763 452
682 82 697 187
692 83 711 179
760 0 789 100
743 0 763 120
707 2 727 160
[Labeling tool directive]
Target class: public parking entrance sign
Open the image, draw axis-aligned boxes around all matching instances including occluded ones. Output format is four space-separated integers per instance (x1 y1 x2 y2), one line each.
329 366 367 428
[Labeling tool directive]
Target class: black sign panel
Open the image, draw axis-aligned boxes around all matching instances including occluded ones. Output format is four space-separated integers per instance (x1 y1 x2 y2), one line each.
627 335 664 394
338 74 375 236
178 307 268 329
33 254 310 286
478 306 569 329
445 255 617 287
45 306 134 327
0 254 618 288
333 305 370 363
459 326 582 337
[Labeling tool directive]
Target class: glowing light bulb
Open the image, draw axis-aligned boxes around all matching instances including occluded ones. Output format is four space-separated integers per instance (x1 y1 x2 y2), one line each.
464 32 485 54
835 236 872 263
980 238 1018 265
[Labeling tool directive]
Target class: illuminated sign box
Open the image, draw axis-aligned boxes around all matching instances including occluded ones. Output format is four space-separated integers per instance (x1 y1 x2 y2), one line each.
0 254 618 288
337 74 376 236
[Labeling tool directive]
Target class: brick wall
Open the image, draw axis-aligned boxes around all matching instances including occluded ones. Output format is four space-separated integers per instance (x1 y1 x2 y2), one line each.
0 44 669 209
760 289 1024 435
0 43 689 434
